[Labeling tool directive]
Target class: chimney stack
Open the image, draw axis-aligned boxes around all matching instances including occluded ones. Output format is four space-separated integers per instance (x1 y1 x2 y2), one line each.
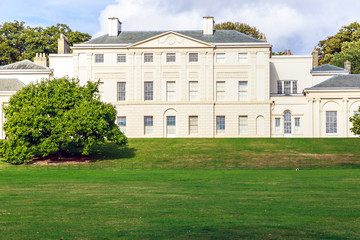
34 53 47 67
203 16 214 35
312 47 318 68
58 34 70 54
344 60 351 73
108 17 121 37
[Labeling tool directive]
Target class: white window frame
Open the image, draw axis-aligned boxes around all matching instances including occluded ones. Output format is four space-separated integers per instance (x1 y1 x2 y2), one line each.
166 53 176 63
275 118 281 134
144 116 153 135
166 81 176 101
117 82 126 101
144 53 153 63
216 81 225 101
117 117 126 134
216 116 225 134
326 111 337 134
238 53 248 63
117 54 126 63
144 81 153 101
189 53 198 62
238 81 248 101
239 116 248 134
189 81 199 101
294 117 300 134
95 54 104 63
189 116 198 135
284 110 292 134
277 80 298 95
216 53 225 63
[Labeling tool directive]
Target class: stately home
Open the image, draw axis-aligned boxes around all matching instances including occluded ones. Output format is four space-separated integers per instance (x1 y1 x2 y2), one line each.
1 17 360 138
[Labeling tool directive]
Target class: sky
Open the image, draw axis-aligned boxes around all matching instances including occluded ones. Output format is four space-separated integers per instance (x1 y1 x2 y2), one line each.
1 0 360 54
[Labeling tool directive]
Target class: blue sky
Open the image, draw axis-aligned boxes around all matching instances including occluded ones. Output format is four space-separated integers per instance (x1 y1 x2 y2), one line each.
2 0 360 54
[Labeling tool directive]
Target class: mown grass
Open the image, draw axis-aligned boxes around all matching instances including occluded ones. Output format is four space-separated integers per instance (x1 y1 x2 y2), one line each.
1 138 360 239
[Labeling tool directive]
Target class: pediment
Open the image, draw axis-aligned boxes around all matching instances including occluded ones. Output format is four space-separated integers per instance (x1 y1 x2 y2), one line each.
130 31 214 48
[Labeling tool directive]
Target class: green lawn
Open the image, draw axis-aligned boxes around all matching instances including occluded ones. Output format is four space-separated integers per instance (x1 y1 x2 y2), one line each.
0 138 360 239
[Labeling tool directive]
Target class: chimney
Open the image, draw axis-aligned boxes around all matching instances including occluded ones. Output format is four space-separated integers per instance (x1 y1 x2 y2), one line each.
34 53 47 67
261 33 267 42
344 60 351 73
203 16 214 35
58 34 70 54
312 47 318 68
108 17 121 37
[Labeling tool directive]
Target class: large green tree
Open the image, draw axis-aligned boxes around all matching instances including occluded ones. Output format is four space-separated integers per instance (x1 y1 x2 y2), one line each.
0 77 127 164
317 22 360 73
214 21 262 39
0 21 91 65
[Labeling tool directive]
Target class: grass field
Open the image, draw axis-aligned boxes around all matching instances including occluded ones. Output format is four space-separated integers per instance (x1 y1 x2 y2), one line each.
1 138 360 239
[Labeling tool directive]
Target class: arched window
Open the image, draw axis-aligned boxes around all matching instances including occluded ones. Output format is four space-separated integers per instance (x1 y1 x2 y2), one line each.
284 110 292 134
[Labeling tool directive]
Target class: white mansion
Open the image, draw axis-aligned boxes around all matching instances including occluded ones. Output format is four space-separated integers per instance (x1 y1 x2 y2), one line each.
1 16 360 138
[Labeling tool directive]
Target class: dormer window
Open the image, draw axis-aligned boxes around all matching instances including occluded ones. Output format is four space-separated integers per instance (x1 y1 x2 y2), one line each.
277 80 297 95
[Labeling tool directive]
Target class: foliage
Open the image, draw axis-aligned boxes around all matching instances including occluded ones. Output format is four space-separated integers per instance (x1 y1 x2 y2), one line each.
0 77 126 164
214 21 262 39
317 22 360 72
350 111 360 135
0 21 91 65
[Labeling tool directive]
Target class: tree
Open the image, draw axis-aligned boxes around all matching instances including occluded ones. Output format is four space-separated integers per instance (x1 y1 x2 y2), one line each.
0 21 91 65
214 21 262 39
0 77 127 164
317 22 360 72
350 112 360 136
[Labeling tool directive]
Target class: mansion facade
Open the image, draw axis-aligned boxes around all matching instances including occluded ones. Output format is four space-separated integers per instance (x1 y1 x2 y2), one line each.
1 17 360 138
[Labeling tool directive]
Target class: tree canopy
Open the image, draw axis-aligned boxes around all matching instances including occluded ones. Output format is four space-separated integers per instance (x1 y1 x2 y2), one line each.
0 77 127 164
317 22 360 73
0 21 91 65
214 21 262 39
350 112 360 136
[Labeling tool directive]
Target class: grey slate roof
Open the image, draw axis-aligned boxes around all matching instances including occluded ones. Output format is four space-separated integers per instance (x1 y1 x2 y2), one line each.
307 74 360 90
0 60 51 71
0 78 24 91
310 64 348 73
83 30 264 45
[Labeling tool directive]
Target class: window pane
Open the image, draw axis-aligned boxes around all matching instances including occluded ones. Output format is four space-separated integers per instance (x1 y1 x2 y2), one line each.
326 111 337 133
216 116 225 134
117 54 126 63
189 81 199 101
117 117 126 134
284 110 291 134
144 53 153 62
238 53 248 63
166 53 176 62
216 53 225 63
292 81 297 94
277 81 282 94
166 81 176 101
238 81 248 101
189 116 198 134
189 53 198 62
95 54 104 63
216 81 225 101
284 81 291 95
275 118 281 134
144 82 153 101
239 116 248 134
144 116 153 135
117 82 126 101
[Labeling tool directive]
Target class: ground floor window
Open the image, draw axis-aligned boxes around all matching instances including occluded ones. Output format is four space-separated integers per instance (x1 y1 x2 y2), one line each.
275 118 281 134
326 111 337 133
117 117 126 134
189 116 198 134
166 116 176 137
284 110 291 134
216 116 225 134
239 116 248 134
295 117 300 134
144 116 153 135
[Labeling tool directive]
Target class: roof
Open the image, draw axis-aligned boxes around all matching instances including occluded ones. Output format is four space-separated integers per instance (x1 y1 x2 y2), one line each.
306 74 360 90
82 30 264 45
0 78 25 92
0 60 52 72
310 64 348 73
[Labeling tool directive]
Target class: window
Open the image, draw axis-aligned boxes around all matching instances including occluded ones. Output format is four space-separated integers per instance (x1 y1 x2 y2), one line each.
216 116 225 134
284 81 291 95
238 53 248 63
295 117 300 134
216 53 225 63
277 80 298 95
144 116 153 135
144 82 153 101
166 53 176 63
117 82 126 101
292 81 297 94
277 81 282 94
238 81 248 101
275 118 281 134
284 110 291 134
95 54 104 63
117 54 126 63
189 81 199 101
144 53 153 63
239 116 248 134
117 117 126 134
216 81 225 101
166 116 176 137
189 116 198 134
326 111 337 133
189 53 198 62
166 81 176 101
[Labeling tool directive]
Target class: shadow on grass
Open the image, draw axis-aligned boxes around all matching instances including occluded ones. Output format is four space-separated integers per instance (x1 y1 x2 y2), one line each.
91 142 137 162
